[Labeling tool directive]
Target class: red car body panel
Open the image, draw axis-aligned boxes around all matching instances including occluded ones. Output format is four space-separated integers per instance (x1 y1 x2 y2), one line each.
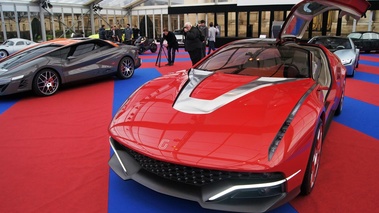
110 76 315 169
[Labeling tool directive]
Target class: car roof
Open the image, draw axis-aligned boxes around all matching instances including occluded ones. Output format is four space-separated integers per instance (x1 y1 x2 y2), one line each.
311 36 350 39
349 31 379 34
37 38 84 46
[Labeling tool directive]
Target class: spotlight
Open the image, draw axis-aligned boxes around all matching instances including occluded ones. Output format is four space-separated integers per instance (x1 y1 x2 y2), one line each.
41 0 53 9
93 4 103 12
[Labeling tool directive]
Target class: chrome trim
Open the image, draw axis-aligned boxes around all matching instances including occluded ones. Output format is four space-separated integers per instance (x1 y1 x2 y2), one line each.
268 83 317 160
208 170 301 201
286 169 301 181
109 137 128 174
208 179 286 201
173 69 295 114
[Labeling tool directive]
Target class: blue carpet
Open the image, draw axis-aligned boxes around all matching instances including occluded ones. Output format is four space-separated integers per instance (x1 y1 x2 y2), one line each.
143 57 191 63
353 69 379 84
334 96 379 140
0 98 19 115
358 59 379 68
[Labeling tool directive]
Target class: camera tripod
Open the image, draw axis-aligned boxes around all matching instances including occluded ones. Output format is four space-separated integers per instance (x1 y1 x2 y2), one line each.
155 41 168 67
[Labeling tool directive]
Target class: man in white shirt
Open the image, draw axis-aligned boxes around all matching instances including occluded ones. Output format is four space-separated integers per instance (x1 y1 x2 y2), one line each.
207 22 219 55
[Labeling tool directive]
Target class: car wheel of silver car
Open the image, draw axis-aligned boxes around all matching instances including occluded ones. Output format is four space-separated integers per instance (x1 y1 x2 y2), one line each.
32 69 60 96
117 56 134 79
0 50 9 59
350 69 355 77
301 120 323 195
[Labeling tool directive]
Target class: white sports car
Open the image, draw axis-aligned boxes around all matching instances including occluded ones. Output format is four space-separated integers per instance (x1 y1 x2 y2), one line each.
0 38 36 59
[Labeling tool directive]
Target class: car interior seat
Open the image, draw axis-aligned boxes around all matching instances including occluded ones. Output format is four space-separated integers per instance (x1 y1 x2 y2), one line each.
283 64 300 77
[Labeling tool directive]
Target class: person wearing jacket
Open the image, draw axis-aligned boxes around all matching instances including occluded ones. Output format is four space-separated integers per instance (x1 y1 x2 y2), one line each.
198 20 208 58
162 28 179 66
207 22 219 55
183 22 202 65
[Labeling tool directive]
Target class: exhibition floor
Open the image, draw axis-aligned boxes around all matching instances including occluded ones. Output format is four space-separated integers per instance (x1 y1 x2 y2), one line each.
0 49 378 213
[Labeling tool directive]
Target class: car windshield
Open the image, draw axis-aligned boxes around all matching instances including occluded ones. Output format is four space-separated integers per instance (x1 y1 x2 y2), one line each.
0 45 61 69
309 37 351 50
196 43 310 78
2 40 14 46
347 33 362 39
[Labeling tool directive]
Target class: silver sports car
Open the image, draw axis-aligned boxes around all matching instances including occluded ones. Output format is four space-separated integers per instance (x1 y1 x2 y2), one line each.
308 36 359 77
0 38 36 59
0 38 141 96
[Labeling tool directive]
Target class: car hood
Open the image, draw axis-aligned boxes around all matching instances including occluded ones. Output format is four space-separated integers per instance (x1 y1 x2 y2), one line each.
333 49 356 63
279 0 370 40
109 69 316 170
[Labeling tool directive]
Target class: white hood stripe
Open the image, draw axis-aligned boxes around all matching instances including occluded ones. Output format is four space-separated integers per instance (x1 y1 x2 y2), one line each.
173 69 295 114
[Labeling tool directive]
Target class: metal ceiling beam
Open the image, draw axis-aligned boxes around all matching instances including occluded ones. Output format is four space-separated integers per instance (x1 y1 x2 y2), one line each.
84 0 103 6
122 0 147 10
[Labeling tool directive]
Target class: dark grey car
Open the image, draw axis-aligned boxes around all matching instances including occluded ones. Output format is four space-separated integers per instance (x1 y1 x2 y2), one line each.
0 38 141 96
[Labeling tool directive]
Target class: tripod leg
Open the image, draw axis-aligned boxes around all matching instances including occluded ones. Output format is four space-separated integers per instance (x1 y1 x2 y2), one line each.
155 46 162 67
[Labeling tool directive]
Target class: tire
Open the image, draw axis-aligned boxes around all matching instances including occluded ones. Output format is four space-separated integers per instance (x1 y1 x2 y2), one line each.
150 43 157 53
350 69 355 77
32 69 60 96
139 46 144 54
0 49 9 59
300 120 323 195
116 56 134 79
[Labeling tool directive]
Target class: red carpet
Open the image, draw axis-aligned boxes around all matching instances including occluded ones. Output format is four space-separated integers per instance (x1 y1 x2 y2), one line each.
356 64 379 75
0 50 378 213
291 122 379 212
0 80 114 212
345 78 379 106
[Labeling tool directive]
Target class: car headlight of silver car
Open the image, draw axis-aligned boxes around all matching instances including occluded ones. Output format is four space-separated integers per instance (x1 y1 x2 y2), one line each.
340 58 352 65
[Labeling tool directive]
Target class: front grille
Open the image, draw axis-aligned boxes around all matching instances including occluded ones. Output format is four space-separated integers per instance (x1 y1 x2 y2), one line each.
19 79 28 89
124 147 284 186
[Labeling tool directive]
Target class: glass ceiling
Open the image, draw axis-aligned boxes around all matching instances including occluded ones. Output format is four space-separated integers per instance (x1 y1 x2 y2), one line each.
10 0 138 8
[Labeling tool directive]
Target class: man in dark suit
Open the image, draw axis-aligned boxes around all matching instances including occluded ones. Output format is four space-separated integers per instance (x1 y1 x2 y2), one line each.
99 25 106 40
183 22 202 65
162 28 179 66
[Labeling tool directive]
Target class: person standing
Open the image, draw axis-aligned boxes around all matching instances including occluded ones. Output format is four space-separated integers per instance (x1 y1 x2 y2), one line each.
111 25 119 42
124 23 133 44
132 25 140 42
215 23 220 37
117 24 123 43
198 20 208 59
183 22 202 65
99 25 106 40
207 22 219 55
162 28 179 66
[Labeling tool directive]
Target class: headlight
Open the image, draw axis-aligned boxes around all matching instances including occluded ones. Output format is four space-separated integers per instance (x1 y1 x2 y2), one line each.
341 58 352 65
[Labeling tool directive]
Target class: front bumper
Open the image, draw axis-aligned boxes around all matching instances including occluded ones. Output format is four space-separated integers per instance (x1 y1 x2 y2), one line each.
0 77 29 96
344 63 355 76
108 137 301 213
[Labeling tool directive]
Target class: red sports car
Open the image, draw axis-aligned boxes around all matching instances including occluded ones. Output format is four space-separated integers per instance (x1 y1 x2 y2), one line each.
108 0 370 212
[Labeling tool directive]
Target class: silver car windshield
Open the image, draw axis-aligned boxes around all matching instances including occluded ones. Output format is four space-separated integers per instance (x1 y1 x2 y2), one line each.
309 37 352 50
